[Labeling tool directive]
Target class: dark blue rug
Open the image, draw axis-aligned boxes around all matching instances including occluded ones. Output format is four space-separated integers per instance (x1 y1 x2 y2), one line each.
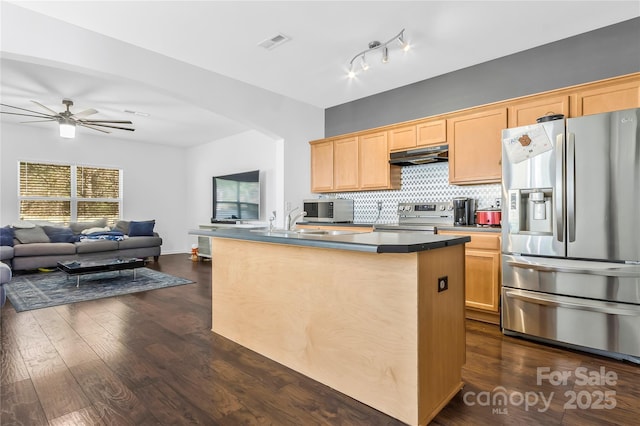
4 268 194 312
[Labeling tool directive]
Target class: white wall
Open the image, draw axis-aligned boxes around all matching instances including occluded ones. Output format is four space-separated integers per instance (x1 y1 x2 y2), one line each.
1 4 325 254
184 130 281 247
2 3 324 219
0 122 187 254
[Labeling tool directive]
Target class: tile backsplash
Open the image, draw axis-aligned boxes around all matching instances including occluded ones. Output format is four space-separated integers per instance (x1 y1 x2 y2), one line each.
320 163 501 223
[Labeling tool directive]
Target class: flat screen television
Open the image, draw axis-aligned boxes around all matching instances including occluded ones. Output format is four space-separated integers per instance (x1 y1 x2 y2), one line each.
212 170 260 222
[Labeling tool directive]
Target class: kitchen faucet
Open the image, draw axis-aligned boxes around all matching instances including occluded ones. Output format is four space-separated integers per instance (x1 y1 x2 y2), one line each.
285 207 307 230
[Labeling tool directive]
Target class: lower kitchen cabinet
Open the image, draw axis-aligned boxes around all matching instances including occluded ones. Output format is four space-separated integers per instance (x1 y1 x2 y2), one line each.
438 230 501 324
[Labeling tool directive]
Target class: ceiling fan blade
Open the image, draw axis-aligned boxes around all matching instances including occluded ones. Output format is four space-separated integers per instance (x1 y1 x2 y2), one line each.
19 119 58 123
0 111 58 119
79 122 135 131
78 123 111 133
1 104 57 118
79 119 134 124
31 100 60 115
72 108 99 118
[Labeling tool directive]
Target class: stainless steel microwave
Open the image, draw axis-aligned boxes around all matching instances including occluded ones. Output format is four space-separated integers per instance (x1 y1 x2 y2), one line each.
303 199 354 223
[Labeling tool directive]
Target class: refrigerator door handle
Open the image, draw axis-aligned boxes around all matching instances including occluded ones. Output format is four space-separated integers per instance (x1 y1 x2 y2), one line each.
504 289 640 316
555 132 565 242
506 259 640 278
566 132 576 242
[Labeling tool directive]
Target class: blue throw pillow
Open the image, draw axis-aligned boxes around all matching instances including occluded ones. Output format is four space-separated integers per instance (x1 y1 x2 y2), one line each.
42 226 78 243
0 226 14 247
128 220 155 237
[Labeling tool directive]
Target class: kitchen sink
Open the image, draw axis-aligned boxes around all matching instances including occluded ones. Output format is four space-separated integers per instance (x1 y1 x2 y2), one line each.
250 229 357 237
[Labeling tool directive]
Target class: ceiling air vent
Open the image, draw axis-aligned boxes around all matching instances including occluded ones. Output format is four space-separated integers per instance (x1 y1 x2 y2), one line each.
258 33 291 50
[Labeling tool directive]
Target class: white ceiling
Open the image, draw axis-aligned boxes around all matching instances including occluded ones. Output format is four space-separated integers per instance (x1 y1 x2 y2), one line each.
2 1 639 147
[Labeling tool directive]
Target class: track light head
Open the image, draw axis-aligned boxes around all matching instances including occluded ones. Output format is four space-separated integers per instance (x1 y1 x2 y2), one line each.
382 46 389 64
399 32 410 51
348 63 356 79
361 55 369 71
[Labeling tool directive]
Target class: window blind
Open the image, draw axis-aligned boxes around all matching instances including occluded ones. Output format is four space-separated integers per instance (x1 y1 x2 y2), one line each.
18 161 122 224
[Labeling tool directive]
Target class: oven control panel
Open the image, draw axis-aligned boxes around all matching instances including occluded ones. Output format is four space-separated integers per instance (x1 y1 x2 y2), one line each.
397 202 454 225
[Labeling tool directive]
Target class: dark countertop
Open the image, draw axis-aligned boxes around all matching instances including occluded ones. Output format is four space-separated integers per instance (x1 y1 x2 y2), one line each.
189 228 470 254
297 222 501 233
296 221 374 228
437 225 502 233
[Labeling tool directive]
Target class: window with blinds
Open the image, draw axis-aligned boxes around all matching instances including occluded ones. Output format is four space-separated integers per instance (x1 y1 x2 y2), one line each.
19 162 122 225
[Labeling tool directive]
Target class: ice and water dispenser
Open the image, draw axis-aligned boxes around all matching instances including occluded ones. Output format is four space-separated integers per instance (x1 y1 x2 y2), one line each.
507 188 553 234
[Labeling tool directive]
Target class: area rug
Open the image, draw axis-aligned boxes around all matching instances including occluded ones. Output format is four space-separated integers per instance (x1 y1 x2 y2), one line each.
4 268 194 312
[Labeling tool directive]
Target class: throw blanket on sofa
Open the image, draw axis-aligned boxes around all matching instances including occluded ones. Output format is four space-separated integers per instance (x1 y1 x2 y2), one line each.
79 231 126 242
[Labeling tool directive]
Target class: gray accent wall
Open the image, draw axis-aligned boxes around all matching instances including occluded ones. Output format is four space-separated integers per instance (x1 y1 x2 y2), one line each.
325 17 640 137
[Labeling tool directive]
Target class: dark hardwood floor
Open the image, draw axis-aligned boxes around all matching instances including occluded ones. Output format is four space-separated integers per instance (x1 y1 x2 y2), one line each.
2 253 639 425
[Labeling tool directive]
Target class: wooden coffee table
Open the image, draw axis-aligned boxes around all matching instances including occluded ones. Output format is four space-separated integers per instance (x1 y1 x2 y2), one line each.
57 258 146 287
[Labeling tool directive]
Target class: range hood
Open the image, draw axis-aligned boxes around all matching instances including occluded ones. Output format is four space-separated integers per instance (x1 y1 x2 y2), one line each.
389 144 448 166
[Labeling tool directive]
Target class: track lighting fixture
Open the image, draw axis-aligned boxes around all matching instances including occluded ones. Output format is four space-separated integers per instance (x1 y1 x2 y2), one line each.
347 29 410 78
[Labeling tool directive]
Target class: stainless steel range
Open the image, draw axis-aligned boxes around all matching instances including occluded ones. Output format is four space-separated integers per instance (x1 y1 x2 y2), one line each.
375 201 454 233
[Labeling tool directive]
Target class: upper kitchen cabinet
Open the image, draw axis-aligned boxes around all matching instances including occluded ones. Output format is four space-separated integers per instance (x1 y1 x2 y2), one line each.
310 139 334 192
508 95 570 127
333 136 359 191
416 119 447 147
388 125 416 151
448 107 507 185
573 79 640 116
388 119 447 152
309 132 398 193
359 131 401 190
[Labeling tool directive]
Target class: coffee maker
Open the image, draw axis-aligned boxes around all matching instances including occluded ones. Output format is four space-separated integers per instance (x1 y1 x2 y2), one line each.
453 197 475 226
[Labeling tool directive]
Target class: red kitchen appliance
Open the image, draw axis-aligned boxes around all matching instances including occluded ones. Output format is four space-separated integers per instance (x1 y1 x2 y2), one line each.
476 209 501 226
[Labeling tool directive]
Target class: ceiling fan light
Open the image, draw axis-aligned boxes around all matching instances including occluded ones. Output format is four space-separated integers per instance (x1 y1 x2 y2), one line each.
59 119 76 139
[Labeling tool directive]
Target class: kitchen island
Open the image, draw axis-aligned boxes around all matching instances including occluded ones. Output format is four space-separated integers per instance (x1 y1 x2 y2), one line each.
191 228 470 425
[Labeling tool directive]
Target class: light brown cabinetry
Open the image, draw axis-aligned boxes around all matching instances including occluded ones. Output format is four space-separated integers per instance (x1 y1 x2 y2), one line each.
416 119 446 147
309 132 400 193
573 79 640 116
388 125 416 151
310 140 334 192
359 131 401 190
313 73 639 189
438 230 501 324
508 95 570 127
333 136 359 190
389 119 447 152
447 108 507 185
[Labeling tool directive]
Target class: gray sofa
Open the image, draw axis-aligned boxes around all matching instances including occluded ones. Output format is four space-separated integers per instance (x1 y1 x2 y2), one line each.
0 262 10 307
1 219 162 271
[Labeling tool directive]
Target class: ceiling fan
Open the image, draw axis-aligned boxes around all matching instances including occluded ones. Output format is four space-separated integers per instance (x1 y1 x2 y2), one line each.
0 99 135 138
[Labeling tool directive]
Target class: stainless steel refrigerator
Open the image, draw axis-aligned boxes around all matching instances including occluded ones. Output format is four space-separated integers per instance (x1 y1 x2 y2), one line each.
501 108 640 363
